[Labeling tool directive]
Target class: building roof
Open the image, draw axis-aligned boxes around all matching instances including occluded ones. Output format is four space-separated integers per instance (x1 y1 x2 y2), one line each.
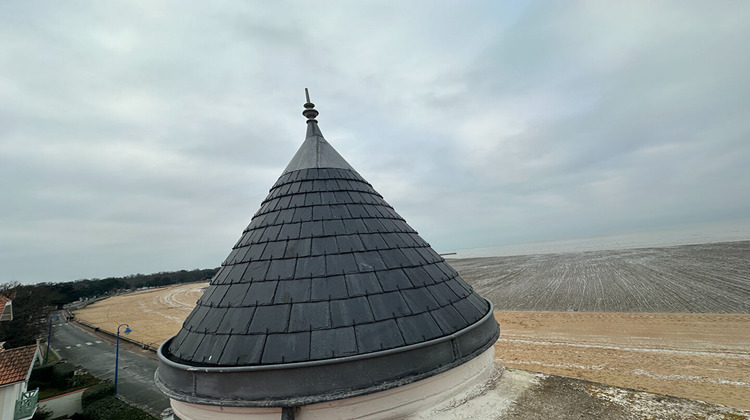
156 94 499 407
0 295 11 322
0 345 38 387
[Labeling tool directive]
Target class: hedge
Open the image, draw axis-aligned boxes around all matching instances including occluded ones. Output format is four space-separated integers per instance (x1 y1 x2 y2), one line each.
82 396 156 420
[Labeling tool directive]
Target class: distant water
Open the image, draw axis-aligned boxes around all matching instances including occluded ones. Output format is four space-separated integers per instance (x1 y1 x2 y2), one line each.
448 219 750 259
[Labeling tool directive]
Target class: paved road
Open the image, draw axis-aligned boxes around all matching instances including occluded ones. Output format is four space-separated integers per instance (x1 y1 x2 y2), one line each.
49 317 170 417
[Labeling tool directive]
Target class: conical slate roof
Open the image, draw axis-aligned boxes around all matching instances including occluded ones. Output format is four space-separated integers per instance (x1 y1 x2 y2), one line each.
156 95 499 407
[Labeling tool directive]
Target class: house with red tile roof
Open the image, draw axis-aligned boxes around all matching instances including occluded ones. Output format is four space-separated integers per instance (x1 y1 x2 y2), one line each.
0 300 41 420
0 296 11 323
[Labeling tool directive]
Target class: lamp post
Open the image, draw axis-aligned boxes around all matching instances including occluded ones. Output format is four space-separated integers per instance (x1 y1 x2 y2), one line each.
44 313 60 364
115 323 132 395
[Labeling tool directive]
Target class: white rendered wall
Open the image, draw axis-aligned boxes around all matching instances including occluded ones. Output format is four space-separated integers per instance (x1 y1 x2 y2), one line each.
0 382 23 420
171 347 497 420
38 388 85 419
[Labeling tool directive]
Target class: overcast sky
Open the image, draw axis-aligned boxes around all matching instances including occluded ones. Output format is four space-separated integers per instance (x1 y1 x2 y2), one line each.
2 1 749 284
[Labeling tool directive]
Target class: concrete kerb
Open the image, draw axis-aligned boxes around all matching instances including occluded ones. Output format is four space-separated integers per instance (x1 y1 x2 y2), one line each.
72 318 159 353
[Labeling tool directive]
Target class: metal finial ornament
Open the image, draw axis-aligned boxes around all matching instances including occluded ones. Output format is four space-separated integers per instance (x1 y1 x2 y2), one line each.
303 88 319 122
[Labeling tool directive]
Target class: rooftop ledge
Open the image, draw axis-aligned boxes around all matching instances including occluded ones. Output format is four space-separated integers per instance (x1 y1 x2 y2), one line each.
155 301 499 407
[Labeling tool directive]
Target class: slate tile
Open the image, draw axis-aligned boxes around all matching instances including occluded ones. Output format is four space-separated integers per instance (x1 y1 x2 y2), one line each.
224 263 249 284
312 205 333 220
304 193 323 206
342 219 368 234
289 302 331 331
374 268 413 292
324 253 357 276
262 332 311 363
416 247 441 264
346 204 368 218
312 180 326 191
274 279 311 304
368 291 412 321
279 222 301 241
173 331 205 360
243 261 270 282
260 225 282 242
332 191 352 204
437 262 458 278
402 266 435 286
294 256 326 278
242 281 278 306
423 263 448 282
336 235 365 253
218 335 266 365
445 278 471 299
246 228 266 245
292 207 313 223
169 329 189 350
223 248 242 266
248 304 290 333
277 195 292 209
466 293 489 313
345 272 382 297
354 251 386 272
323 219 346 236
194 334 230 365
257 211 279 228
361 233 388 251
396 312 443 345
215 307 256 334
311 236 338 255
276 182 291 196
401 287 440 314
275 209 295 224
266 259 296 280
183 305 209 329
310 327 357 359
430 304 467 335
378 248 406 267
426 282 460 306
330 205 351 219
400 247 426 266
234 246 253 264
212 266 231 285
311 276 347 301
330 296 373 327
299 221 325 238
298 180 314 193
321 191 336 204
284 238 311 258
261 241 287 260
201 285 230 307
396 232 418 247
219 283 251 307
452 298 482 324
355 320 405 353
287 193 305 209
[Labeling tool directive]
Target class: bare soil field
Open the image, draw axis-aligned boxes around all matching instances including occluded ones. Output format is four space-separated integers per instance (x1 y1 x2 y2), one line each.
452 240 750 313
74 283 206 349
74 241 750 413
494 310 750 410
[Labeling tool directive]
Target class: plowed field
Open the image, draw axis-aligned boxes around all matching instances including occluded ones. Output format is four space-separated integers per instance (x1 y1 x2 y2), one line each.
75 241 750 410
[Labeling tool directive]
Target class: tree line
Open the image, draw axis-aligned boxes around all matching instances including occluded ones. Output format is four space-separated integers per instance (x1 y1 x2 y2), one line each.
0 267 218 348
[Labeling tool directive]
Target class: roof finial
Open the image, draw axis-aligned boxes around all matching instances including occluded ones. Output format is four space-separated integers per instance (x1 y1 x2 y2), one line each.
303 88 319 123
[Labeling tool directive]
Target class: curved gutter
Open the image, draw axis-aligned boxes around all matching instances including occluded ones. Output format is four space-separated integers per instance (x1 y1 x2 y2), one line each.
155 301 499 407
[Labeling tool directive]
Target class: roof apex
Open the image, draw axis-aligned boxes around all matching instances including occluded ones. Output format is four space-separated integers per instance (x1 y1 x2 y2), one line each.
282 99 355 174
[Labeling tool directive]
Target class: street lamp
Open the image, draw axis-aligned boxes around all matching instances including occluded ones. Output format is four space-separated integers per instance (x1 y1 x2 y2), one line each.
44 313 61 364
115 323 132 395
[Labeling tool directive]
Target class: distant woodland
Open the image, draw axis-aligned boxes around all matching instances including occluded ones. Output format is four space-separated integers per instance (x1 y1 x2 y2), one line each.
0 268 218 347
